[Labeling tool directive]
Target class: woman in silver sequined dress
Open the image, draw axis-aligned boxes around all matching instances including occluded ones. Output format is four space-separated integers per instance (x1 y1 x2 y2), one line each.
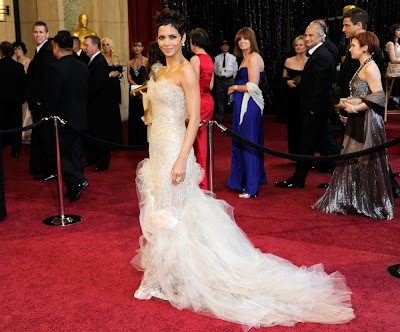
132 9 355 329
313 32 394 220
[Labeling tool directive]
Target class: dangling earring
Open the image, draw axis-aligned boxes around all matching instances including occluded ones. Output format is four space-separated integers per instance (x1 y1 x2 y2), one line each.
182 42 185 46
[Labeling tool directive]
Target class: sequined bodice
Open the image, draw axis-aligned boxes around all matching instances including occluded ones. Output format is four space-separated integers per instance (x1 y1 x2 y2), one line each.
350 75 371 99
147 77 188 144
145 77 196 218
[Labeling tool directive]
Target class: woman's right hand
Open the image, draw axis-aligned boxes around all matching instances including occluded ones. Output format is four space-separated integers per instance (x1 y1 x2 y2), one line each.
339 114 348 125
287 80 296 88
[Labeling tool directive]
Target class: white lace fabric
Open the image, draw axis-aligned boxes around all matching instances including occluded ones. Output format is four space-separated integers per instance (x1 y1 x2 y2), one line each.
132 77 355 329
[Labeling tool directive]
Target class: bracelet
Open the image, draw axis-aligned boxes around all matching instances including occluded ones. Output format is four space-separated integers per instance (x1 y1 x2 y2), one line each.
352 104 358 113
234 85 238 91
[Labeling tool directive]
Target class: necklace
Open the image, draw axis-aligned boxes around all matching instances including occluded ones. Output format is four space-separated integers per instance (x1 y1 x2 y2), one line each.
133 56 143 77
349 56 373 96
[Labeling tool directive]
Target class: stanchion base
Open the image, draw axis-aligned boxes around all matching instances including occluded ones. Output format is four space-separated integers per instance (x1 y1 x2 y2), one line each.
387 264 400 279
43 215 82 226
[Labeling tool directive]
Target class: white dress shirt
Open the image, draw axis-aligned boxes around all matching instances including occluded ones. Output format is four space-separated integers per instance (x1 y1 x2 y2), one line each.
308 42 323 56
214 52 238 78
36 39 48 53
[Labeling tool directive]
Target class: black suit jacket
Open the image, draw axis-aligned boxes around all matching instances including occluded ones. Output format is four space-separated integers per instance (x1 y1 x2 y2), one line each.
300 44 336 115
0 56 26 107
73 50 90 64
47 55 89 131
26 40 57 113
87 53 113 135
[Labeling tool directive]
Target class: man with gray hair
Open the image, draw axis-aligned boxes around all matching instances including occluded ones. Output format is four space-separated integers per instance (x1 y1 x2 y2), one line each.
276 22 336 188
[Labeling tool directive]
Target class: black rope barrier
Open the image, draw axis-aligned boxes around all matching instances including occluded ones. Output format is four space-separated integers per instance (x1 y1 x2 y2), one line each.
2 116 400 160
0 118 46 134
63 122 148 151
216 123 400 163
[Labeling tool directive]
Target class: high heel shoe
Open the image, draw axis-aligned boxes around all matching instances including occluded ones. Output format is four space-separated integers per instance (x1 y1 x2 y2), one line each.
134 288 152 300
238 193 257 198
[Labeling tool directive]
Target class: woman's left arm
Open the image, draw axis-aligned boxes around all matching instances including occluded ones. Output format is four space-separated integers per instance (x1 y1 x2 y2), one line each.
210 72 214 90
343 63 383 114
228 53 263 94
170 63 201 184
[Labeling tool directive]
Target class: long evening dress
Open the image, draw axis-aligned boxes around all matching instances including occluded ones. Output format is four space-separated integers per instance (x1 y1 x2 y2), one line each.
132 76 355 329
128 60 147 145
193 53 214 190
228 67 267 195
313 59 394 220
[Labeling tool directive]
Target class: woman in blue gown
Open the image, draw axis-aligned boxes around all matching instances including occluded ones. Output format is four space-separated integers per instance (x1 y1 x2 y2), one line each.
228 27 267 198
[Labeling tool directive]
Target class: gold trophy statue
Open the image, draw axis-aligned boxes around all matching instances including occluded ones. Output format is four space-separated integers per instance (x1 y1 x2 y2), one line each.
71 14 97 47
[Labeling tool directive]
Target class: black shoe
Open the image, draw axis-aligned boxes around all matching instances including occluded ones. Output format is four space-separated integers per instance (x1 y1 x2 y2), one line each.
318 183 330 189
275 180 305 189
393 188 400 199
93 167 108 172
11 152 20 158
394 173 400 177
33 173 58 181
69 180 89 202
319 168 334 174
84 161 96 167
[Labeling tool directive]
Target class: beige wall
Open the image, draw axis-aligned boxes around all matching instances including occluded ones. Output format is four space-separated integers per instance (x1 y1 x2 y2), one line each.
81 0 130 120
0 0 16 43
19 0 65 59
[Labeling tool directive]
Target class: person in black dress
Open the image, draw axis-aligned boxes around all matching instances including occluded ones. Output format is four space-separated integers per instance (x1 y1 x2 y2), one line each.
101 37 123 144
127 38 148 146
280 35 307 155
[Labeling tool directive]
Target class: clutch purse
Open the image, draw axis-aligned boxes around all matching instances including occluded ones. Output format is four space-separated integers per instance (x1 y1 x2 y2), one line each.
339 97 362 108
291 75 301 86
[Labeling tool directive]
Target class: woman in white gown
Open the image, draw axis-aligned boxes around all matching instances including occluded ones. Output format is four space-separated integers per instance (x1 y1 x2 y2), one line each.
132 9 355 329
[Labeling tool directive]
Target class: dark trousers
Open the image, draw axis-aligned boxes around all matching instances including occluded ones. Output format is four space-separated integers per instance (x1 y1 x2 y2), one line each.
292 111 330 184
317 118 340 170
214 76 235 122
86 141 110 170
29 106 56 174
0 102 22 155
59 130 86 193
0 136 7 221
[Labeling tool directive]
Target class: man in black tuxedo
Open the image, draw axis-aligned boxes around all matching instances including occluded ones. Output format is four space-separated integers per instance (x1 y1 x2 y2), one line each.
47 31 90 202
341 7 400 198
72 36 90 64
276 23 336 188
26 21 57 180
83 35 113 172
0 42 26 158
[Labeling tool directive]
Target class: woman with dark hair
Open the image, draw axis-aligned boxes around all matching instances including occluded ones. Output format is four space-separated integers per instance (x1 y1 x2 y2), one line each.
127 38 148 145
13 41 32 142
385 23 400 64
131 9 354 329
13 41 31 73
313 31 394 220
189 27 214 190
227 27 267 198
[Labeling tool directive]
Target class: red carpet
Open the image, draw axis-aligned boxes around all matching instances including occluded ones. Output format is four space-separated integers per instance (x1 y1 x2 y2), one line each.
1 117 400 332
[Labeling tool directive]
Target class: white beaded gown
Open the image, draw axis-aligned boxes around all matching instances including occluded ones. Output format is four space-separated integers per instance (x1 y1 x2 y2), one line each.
132 77 355 329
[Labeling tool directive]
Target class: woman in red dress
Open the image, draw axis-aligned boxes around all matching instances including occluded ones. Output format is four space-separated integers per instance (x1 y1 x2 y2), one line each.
189 28 214 190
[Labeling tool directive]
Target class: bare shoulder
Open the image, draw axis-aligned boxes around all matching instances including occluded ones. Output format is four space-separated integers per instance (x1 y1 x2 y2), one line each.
249 52 264 70
179 61 197 84
284 56 295 66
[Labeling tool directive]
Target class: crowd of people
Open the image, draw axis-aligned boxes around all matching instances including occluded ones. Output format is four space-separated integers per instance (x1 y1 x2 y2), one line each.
1 4 399 329
0 6 399 219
